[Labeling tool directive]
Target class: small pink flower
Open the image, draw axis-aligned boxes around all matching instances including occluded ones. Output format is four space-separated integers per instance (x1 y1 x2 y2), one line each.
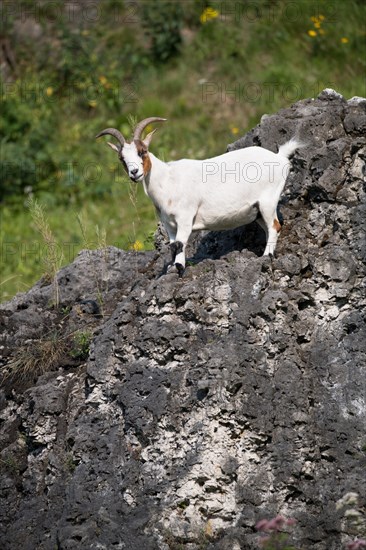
256 519 270 531
347 540 366 550
256 515 296 532
267 515 286 531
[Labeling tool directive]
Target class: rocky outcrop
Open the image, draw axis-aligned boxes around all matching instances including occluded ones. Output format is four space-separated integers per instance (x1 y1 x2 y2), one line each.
1 90 365 550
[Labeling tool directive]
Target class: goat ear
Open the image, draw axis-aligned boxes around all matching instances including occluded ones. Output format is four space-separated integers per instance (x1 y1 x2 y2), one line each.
143 129 158 148
107 142 120 153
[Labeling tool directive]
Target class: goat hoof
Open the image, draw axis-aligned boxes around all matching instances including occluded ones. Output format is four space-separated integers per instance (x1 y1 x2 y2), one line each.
166 263 184 277
175 263 184 278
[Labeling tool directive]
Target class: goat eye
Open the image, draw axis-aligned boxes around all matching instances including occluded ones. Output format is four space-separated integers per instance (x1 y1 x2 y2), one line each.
139 150 146 158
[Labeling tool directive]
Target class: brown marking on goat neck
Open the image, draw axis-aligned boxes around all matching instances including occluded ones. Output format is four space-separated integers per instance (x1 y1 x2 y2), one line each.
273 218 282 233
134 139 152 176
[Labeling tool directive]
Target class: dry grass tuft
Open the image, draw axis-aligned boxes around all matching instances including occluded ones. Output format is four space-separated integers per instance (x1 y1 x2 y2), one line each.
27 197 64 307
3 332 68 386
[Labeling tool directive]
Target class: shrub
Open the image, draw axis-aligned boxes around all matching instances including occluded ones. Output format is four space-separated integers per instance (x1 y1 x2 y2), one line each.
140 0 183 61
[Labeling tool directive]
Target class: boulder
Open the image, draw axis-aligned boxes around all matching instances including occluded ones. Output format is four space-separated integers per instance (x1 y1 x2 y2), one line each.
1 90 365 550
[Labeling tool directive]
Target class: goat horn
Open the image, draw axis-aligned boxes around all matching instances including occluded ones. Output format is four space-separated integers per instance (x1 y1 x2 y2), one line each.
133 117 167 141
95 128 125 148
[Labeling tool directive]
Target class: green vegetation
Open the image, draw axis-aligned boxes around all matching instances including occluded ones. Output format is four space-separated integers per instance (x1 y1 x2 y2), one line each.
71 330 93 360
0 454 19 474
64 453 77 473
2 325 94 388
255 516 297 549
27 196 63 306
1 0 365 301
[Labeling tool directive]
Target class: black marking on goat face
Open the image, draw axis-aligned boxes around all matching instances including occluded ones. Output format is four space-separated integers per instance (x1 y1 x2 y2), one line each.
117 148 128 173
134 140 148 157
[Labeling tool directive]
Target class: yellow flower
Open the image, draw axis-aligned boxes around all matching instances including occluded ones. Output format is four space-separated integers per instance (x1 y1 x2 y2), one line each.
200 7 219 24
231 126 239 135
81 30 89 36
88 100 97 108
341 37 349 44
311 15 325 25
98 75 111 89
46 87 53 97
314 21 321 29
130 240 144 251
308 30 317 37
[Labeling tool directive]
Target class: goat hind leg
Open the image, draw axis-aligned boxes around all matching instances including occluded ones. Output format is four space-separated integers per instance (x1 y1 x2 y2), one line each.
258 210 282 256
264 218 281 256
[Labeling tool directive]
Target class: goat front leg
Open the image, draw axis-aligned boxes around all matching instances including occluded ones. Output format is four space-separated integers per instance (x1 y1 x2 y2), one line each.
168 221 192 277
165 226 179 273
169 241 184 276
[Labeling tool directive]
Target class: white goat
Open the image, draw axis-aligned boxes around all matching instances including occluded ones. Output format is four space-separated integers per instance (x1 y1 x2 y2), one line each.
96 117 300 275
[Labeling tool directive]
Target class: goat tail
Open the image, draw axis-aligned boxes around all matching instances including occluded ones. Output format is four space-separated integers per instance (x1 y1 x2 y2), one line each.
278 138 305 159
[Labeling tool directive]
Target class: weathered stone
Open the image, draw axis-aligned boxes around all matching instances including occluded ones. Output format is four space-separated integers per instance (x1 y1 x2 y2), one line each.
0 91 366 550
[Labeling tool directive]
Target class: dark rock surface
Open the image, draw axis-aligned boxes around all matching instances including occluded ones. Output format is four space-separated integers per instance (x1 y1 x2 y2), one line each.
1 90 365 550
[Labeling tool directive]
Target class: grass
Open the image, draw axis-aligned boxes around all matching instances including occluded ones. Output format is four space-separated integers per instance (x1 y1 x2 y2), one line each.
27 197 63 306
0 182 157 302
2 324 95 388
70 330 93 360
0 0 365 302
2 331 68 386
